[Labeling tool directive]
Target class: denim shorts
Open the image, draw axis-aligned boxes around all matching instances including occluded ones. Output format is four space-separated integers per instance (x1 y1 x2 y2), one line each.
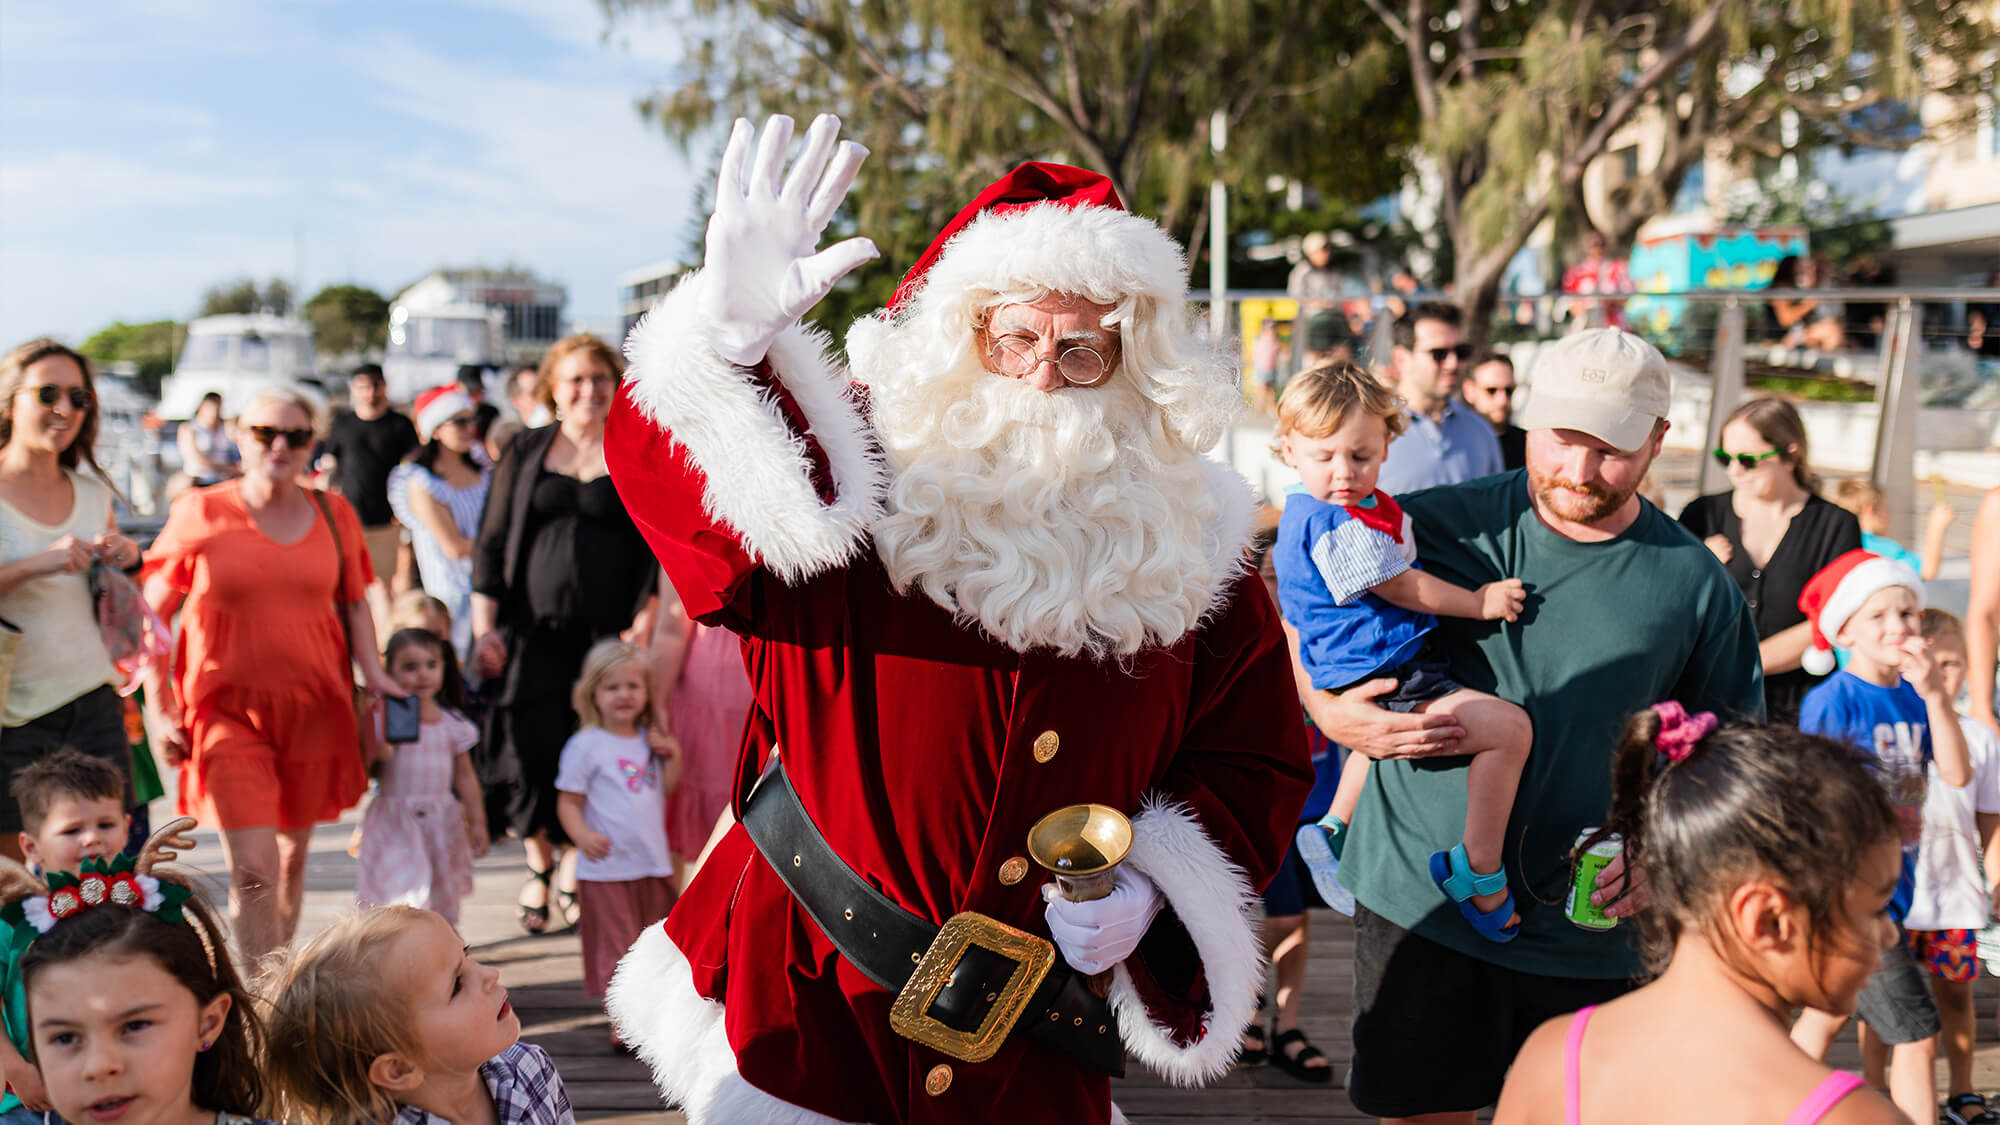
1336 637 1463 714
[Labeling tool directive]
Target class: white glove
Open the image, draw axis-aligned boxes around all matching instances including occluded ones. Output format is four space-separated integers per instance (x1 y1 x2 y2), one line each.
1042 866 1164 976
698 113 880 367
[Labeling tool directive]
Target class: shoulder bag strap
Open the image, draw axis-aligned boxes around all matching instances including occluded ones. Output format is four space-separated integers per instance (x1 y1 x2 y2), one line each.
309 489 357 660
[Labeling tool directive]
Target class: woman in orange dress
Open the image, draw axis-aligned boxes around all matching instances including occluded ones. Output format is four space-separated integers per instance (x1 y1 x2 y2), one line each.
142 388 402 960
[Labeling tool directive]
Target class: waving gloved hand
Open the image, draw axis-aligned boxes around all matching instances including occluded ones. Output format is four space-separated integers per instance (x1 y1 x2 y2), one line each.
698 113 879 367
1042 866 1164 976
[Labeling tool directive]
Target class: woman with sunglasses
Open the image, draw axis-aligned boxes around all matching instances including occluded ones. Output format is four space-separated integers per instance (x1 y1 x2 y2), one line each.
1679 396 1861 723
0 338 142 862
386 384 492 662
471 334 658 934
141 387 403 961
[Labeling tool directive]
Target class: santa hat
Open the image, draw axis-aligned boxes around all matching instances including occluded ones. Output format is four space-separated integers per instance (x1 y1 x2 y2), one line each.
414 385 473 442
1796 548 1925 676
845 160 1192 386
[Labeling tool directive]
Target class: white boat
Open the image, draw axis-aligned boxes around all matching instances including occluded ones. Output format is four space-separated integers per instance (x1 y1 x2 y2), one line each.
157 313 327 421
384 300 507 403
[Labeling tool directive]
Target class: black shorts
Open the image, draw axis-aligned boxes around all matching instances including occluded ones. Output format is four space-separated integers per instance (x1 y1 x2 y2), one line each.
1348 904 1634 1116
1259 832 1326 918
1855 929 1942 1045
0 684 132 834
1337 637 1462 714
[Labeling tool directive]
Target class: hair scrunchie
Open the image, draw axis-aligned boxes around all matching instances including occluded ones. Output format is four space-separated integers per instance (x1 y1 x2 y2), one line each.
1651 700 1717 764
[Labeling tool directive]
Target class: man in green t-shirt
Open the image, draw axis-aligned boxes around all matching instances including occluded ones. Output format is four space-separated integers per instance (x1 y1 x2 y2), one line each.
1304 329 1765 1121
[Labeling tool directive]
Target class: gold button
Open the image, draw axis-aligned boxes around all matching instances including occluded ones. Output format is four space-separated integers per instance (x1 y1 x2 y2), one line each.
1032 731 1060 763
997 856 1030 885
925 1064 953 1096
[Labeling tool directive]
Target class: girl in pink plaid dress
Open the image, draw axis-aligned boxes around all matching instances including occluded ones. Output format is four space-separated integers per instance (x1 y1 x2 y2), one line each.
357 628 489 924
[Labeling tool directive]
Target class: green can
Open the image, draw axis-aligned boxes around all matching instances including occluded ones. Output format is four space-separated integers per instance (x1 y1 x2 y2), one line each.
1565 829 1623 931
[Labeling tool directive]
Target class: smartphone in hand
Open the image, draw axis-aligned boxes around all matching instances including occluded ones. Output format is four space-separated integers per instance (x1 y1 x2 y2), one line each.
382 695 422 744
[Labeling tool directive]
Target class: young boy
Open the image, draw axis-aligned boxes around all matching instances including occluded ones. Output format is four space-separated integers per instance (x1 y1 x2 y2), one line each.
1790 551 1973 1125
1 748 132 1123
1898 609 2000 1125
1271 363 1532 941
1829 476 1953 582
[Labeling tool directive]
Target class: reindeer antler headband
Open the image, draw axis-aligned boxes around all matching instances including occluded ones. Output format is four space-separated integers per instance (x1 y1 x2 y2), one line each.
0 817 198 939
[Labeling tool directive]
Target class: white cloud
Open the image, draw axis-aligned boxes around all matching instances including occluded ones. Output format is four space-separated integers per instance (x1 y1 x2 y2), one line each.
0 151 288 229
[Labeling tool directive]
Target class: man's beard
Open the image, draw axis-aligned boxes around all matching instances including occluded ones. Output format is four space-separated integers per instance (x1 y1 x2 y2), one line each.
1527 464 1640 525
866 355 1229 660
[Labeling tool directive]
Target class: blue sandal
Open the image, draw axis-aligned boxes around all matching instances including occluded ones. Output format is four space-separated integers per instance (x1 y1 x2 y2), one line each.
1429 844 1519 943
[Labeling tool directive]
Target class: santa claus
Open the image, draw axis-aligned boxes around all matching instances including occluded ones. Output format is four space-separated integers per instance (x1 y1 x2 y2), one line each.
604 113 1311 1125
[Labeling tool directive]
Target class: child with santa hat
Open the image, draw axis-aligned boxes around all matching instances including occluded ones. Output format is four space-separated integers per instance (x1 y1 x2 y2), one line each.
1787 548 1972 1125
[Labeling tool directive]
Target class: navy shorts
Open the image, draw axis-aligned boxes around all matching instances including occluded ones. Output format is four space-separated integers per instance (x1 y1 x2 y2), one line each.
1336 637 1462 714
1260 834 1327 918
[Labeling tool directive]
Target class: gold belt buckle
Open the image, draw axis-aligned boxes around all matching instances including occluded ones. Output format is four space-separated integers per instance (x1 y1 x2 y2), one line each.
887 912 1055 1063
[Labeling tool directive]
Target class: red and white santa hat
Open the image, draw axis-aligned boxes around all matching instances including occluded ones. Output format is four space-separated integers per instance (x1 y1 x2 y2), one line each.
1796 548 1924 675
414 385 473 442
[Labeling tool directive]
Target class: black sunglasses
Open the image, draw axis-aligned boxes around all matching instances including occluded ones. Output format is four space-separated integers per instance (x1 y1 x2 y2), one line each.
247 425 315 449
26 385 91 410
1425 344 1474 364
1711 448 1783 471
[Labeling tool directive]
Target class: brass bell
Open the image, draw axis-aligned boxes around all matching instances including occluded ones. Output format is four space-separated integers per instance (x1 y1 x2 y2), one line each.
1026 804 1133 903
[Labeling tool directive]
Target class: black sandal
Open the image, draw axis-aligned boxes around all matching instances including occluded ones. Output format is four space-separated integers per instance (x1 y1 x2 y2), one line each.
1270 1027 1333 1084
1237 996 1269 1067
518 865 553 935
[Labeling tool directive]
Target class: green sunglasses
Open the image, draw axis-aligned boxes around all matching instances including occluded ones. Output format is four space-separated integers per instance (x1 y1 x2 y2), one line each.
1711 448 1784 471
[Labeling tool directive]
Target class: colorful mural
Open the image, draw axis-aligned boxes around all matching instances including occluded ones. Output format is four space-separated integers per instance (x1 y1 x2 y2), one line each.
1627 225 1809 350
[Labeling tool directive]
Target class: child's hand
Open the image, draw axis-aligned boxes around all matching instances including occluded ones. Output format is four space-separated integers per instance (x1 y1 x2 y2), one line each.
1702 534 1734 565
4 1048 49 1111
1901 636 1945 697
1926 500 1957 540
648 725 683 759
1477 578 1526 622
579 829 614 861
466 818 491 859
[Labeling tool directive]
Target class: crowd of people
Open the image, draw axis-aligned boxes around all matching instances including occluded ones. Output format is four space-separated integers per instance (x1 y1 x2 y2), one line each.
0 109 1998 1124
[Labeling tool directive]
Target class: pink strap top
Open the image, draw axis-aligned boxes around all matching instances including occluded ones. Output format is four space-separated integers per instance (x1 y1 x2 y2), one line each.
1564 1006 1867 1125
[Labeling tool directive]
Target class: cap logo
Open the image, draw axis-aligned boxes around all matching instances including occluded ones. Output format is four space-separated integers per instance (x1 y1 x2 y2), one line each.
1581 367 1607 384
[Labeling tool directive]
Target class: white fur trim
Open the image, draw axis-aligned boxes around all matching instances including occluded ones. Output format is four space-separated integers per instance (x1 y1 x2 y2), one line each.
912 204 1188 311
1194 456 1258 623
1107 796 1264 1086
1815 554 1924 652
607 924 867 1125
1801 646 1837 676
622 273 885 584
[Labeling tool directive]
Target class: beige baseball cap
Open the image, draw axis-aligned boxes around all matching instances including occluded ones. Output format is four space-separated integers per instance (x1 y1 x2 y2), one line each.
1516 328 1672 452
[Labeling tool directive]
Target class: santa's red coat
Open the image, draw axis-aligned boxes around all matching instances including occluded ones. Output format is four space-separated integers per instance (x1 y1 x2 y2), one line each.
603 282 1311 1125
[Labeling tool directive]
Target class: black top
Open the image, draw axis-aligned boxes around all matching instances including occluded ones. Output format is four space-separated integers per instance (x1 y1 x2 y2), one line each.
323 410 419 526
1496 424 1527 472
1679 491 1862 724
523 472 652 627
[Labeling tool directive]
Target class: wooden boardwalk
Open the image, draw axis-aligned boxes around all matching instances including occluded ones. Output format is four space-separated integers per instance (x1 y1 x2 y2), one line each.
242 816 2000 1124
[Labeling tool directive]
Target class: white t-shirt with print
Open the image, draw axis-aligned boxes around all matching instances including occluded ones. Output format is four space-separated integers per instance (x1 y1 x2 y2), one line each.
1904 714 2000 932
553 726 674 883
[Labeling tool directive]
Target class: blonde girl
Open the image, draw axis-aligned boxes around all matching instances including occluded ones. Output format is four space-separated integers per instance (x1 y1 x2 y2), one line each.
553 640 677 1020
265 906 574 1125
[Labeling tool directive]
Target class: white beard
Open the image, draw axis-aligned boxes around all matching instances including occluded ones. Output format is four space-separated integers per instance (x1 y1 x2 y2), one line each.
866 352 1232 660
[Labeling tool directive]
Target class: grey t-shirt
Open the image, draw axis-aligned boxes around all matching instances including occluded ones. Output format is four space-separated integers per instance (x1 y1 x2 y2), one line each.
1340 471 1765 979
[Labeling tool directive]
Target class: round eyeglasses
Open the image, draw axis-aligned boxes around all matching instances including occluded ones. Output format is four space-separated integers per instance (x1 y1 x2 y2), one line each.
987 337 1111 387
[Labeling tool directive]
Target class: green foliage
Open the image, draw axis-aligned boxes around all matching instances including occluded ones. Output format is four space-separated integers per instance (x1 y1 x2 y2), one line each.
1721 183 1892 271
80 320 179 393
198 277 293 317
606 0 1416 329
303 284 391 356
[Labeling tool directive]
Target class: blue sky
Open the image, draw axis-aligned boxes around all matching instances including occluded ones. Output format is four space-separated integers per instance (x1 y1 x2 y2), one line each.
0 0 701 347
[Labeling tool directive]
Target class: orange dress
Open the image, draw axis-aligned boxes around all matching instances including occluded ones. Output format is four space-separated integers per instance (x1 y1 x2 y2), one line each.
143 482 373 831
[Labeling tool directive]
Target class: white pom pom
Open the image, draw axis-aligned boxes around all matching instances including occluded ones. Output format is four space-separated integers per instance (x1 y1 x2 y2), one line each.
1802 646 1836 676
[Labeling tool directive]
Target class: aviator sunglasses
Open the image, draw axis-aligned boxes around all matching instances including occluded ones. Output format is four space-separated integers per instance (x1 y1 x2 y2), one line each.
1424 343 1474 364
1711 448 1784 471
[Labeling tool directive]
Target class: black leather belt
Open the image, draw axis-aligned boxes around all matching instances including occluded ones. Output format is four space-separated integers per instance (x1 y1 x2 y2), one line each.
741 760 1125 1076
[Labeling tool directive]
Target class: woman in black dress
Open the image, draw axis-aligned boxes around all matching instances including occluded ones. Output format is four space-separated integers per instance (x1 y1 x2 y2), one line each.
1679 397 1860 724
471 334 656 932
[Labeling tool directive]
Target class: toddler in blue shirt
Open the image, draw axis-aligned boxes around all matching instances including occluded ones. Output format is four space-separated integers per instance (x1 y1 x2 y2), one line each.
1274 363 1532 941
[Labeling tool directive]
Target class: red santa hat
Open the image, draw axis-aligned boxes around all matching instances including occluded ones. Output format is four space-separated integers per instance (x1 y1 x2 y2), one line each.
414 384 473 442
878 162 1190 319
1796 548 1925 676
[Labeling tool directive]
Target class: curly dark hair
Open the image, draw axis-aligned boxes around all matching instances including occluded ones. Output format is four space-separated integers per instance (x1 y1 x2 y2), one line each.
1594 708 1899 978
